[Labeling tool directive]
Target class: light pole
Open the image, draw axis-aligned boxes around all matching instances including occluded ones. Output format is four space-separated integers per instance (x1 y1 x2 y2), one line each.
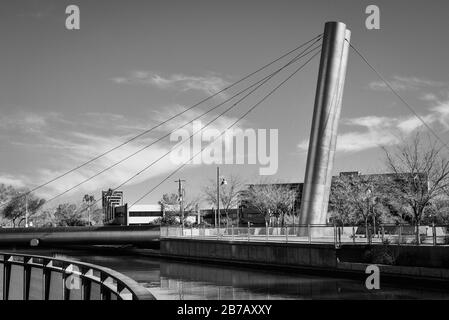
25 194 28 228
175 179 186 229
217 167 220 228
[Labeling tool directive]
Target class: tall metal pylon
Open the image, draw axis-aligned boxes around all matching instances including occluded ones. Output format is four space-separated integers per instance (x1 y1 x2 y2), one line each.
299 21 351 227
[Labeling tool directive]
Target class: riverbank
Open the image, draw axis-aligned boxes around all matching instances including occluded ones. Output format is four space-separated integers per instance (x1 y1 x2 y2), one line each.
153 238 449 288
4 239 449 289
6 246 449 299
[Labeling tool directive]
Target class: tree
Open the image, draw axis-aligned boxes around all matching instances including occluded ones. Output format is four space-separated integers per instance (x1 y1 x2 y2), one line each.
54 203 87 226
383 132 449 243
0 184 17 206
244 181 297 226
328 174 390 236
203 174 244 225
158 192 200 226
31 209 56 227
82 194 98 226
159 193 180 216
1 188 45 227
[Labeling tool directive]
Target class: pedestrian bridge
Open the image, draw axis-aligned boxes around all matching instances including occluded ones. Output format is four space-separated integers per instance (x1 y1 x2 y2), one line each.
0 225 160 247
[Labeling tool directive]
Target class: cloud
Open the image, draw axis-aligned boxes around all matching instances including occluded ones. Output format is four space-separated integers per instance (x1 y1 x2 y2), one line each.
298 99 449 153
0 175 26 188
299 75 449 154
1 107 247 202
0 111 50 133
369 76 447 92
112 71 230 96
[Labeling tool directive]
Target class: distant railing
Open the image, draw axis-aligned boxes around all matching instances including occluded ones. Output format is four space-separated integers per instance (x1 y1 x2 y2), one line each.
160 224 449 247
0 252 155 300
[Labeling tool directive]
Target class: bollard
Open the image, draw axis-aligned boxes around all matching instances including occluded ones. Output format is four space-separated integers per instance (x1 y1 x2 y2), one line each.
285 227 288 243
231 224 234 241
381 225 385 243
191 226 193 238
265 222 268 242
398 225 402 245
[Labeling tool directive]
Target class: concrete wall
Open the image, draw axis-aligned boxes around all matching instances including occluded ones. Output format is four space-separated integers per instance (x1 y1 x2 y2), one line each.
339 244 449 269
160 238 338 270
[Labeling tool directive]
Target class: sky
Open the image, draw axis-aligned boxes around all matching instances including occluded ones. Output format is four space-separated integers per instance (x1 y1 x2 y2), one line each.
1 0 449 208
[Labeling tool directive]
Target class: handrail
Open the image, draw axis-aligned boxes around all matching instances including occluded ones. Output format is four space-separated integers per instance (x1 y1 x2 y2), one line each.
161 224 449 247
0 252 155 300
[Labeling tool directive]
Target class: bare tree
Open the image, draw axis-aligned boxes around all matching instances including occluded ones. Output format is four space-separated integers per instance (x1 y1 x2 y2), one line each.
159 192 200 225
329 173 390 236
383 132 449 243
203 174 244 225
245 181 297 226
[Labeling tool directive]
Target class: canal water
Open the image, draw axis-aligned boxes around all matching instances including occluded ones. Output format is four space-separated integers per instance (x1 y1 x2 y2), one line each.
12 249 449 300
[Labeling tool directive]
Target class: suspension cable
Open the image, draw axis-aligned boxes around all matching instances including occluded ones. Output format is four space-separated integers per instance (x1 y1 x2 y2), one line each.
42 42 322 206
1 34 323 208
128 51 321 208
80 50 321 213
350 42 449 152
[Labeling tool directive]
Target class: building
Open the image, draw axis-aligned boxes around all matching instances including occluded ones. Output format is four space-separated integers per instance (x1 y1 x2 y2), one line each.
102 190 124 225
128 204 163 225
239 171 429 225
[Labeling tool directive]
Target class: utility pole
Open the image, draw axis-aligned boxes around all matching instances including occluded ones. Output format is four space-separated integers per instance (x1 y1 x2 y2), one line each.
175 179 186 229
25 194 28 228
217 167 220 229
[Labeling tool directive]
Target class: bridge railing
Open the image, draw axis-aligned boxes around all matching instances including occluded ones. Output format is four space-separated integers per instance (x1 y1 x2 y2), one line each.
161 224 449 247
0 252 155 300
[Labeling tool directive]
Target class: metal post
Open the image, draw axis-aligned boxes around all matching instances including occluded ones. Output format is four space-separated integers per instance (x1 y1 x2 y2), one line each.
25 194 28 228
398 225 402 245
352 226 356 244
232 224 234 241
23 257 32 300
3 255 11 300
43 259 51 300
285 227 288 243
299 22 351 228
217 167 220 229
432 222 436 246
175 179 186 229
334 223 337 246
368 227 372 245
247 221 250 241
266 222 268 242
381 225 385 243
338 226 341 246
308 224 311 244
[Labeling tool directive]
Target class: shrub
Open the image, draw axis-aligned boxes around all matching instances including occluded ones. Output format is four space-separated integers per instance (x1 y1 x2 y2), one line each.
363 245 396 265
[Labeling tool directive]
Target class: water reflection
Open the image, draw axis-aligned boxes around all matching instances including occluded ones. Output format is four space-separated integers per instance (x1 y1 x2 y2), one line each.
19 250 449 300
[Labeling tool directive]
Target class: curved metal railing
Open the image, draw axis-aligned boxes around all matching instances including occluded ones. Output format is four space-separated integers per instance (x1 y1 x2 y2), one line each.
0 252 155 300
